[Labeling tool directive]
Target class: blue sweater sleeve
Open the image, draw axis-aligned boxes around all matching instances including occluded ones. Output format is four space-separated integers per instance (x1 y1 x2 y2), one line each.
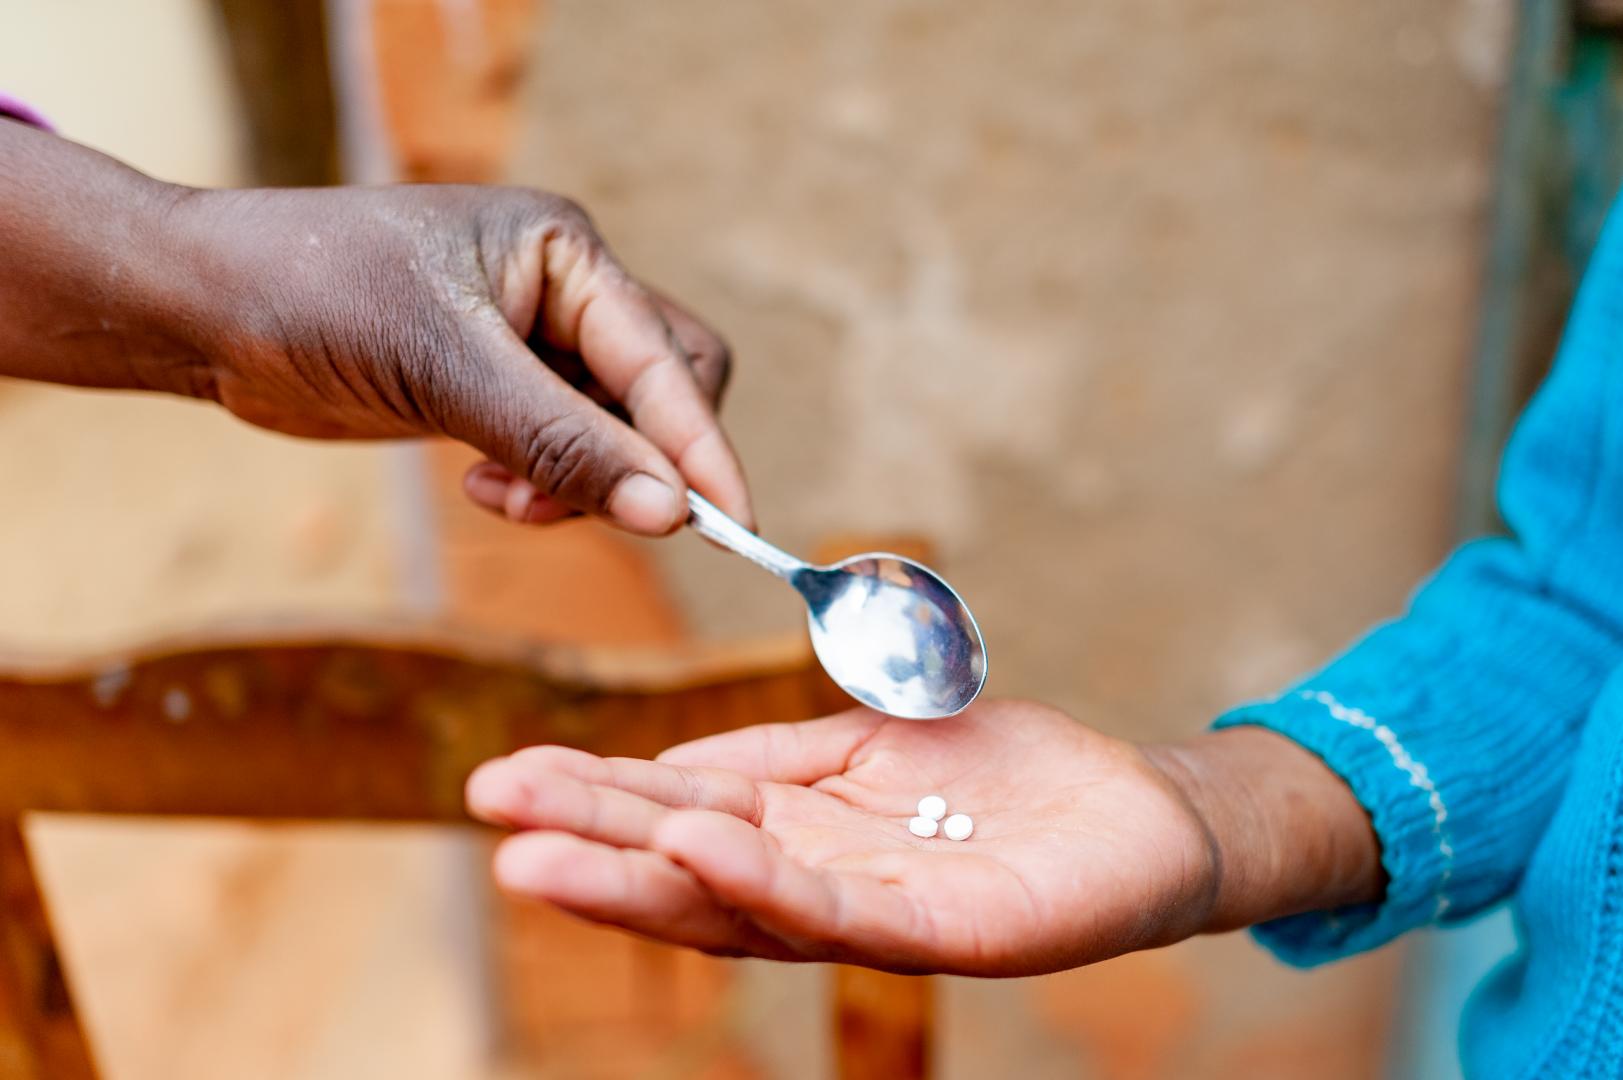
1214 199 1623 966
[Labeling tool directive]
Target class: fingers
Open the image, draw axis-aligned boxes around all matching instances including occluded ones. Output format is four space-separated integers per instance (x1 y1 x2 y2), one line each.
473 758 795 957
468 762 670 843
656 709 887 784
457 323 691 535
492 831 769 955
479 791 931 964
457 198 752 533
461 295 735 528
536 224 753 529
467 746 939 966
466 744 762 828
462 461 576 524
652 810 932 964
650 291 732 404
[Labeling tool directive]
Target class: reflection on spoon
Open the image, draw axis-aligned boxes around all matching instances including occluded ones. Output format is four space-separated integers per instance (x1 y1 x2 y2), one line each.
686 492 987 719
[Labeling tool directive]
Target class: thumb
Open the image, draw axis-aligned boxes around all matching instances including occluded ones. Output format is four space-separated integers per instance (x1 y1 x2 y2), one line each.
448 321 690 535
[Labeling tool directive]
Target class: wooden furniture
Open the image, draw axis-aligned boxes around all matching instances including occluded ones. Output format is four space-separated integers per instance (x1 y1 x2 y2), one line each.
0 615 931 1078
213 0 342 186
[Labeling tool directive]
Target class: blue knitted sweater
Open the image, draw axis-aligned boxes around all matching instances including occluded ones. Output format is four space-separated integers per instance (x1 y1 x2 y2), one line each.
1214 198 1623 1078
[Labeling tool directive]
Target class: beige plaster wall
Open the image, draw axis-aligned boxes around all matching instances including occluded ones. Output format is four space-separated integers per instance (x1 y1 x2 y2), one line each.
517 0 1506 736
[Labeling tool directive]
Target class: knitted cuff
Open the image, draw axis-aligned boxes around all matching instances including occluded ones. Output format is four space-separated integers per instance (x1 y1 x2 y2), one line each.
1214 688 1457 967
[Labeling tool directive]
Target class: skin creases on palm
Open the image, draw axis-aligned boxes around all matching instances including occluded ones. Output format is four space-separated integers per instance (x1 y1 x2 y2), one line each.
465 699 1217 977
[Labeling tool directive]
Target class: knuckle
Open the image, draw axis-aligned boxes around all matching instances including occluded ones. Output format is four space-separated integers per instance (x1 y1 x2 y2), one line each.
520 414 616 503
533 191 593 233
700 336 734 395
673 767 706 809
530 193 610 280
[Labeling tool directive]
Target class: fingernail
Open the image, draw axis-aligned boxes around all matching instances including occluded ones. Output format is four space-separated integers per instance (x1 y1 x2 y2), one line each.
504 479 537 522
464 465 508 506
608 472 681 534
466 763 529 824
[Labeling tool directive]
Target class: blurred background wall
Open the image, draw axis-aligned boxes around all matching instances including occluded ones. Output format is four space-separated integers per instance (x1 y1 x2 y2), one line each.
0 0 1515 1076
599 0 1503 733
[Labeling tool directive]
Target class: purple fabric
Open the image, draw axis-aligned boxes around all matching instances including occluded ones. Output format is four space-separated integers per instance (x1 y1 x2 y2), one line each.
0 92 51 131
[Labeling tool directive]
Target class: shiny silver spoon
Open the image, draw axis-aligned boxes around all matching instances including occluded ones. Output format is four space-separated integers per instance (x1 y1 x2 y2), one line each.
686 491 987 719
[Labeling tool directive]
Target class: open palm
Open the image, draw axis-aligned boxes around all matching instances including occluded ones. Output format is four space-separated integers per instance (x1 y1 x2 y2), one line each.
465 700 1220 976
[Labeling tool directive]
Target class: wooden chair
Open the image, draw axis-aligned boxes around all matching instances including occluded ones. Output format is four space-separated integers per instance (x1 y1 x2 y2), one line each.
0 612 929 1078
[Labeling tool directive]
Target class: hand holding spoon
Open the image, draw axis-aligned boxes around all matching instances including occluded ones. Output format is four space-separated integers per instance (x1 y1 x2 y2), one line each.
686 492 987 719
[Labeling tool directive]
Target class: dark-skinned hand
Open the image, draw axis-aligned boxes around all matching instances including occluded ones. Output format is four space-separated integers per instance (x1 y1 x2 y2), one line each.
0 118 750 533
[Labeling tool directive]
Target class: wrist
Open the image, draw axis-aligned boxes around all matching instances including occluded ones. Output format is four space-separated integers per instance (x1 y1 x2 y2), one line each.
118 182 235 398
1146 726 1384 934
0 122 216 395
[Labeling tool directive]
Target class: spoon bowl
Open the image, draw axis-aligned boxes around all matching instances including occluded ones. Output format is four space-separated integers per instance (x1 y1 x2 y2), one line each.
794 555 987 718
687 493 987 719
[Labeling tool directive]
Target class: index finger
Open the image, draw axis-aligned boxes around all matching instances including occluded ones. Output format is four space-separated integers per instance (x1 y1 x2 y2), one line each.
466 745 762 827
655 709 887 784
541 249 753 527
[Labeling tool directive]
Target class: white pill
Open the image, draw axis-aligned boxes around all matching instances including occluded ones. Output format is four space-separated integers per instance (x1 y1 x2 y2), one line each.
917 794 948 821
942 814 974 841
907 816 939 839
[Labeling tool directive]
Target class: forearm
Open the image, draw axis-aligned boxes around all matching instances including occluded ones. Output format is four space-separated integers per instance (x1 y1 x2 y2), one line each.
1149 726 1385 934
0 120 210 394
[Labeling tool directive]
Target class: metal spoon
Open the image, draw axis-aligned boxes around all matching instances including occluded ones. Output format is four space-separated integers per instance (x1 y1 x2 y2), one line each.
686 491 987 719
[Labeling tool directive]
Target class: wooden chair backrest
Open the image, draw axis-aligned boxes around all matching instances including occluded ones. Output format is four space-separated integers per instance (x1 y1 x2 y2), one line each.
0 617 929 1078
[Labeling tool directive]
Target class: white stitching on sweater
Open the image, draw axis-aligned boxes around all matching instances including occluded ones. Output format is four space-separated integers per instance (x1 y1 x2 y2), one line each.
1296 689 1455 918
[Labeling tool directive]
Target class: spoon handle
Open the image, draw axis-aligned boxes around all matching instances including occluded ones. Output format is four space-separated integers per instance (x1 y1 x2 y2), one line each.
685 491 807 580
